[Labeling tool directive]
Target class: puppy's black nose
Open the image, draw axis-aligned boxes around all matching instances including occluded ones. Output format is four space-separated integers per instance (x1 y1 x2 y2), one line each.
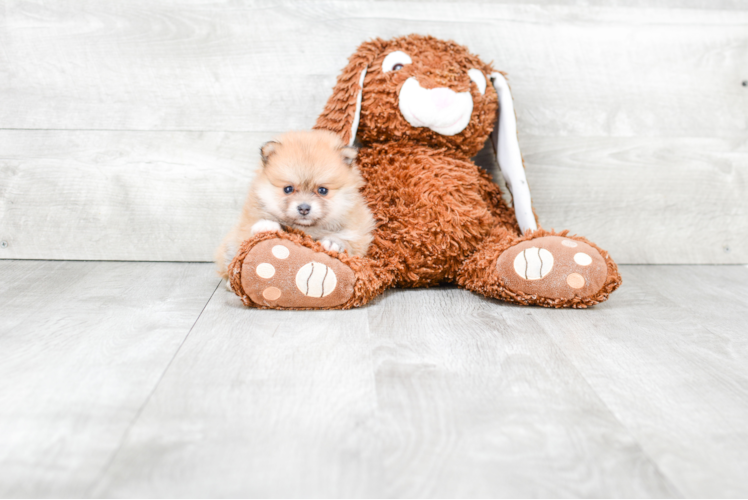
297 203 311 216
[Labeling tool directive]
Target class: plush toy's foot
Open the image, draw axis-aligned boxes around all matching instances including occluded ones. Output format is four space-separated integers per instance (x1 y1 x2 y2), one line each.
231 237 355 308
458 228 621 308
227 231 388 310
496 235 609 302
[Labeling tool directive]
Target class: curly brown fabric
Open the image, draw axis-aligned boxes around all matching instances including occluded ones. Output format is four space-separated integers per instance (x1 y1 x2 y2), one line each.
230 34 621 309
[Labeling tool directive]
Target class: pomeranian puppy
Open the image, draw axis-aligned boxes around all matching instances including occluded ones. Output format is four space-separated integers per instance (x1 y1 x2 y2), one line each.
215 130 375 281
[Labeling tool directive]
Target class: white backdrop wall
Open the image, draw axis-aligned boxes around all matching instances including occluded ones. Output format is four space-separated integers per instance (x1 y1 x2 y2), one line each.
0 0 746 263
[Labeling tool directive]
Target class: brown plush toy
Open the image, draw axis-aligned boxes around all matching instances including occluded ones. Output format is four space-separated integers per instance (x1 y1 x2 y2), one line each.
228 34 622 309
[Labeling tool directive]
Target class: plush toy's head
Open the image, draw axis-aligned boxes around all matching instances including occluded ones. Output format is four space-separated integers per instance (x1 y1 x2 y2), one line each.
315 34 500 158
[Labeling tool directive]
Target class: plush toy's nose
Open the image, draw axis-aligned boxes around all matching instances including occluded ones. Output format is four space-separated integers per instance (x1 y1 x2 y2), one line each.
297 203 311 216
430 88 457 110
398 77 473 136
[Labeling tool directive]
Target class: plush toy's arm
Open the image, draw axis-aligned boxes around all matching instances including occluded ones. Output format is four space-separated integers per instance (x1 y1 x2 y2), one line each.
490 73 537 234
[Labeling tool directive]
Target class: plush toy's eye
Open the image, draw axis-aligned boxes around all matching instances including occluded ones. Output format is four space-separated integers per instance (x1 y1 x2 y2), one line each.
283 186 294 194
317 187 328 196
468 69 487 95
382 51 412 73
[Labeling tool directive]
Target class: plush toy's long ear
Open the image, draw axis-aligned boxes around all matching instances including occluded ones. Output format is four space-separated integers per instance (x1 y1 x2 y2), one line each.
490 72 538 234
314 41 382 146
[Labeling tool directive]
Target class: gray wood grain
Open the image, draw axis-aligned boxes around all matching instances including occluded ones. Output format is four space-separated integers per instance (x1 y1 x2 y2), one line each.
1 1 746 264
0 1 745 137
0 130 272 261
95 285 682 498
529 265 748 497
366 287 679 498
0 260 218 497
2 132 745 264
91 291 381 497
523 136 748 264
3 261 748 496
384 0 748 8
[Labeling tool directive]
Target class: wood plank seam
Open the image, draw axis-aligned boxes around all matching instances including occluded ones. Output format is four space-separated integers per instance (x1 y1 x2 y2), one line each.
85 279 222 496
533 310 687 497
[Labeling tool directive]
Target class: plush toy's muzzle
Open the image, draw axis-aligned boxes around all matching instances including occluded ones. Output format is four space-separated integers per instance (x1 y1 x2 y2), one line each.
398 77 474 136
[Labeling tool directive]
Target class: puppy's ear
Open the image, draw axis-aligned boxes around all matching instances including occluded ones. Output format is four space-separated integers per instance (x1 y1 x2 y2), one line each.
260 141 279 166
489 72 537 234
314 39 385 146
339 145 358 166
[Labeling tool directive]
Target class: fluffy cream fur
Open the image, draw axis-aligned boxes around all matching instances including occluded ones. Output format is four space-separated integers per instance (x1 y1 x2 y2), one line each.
215 130 374 279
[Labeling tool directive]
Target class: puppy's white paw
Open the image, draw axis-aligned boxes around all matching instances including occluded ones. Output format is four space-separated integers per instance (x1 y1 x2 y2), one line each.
250 219 282 236
225 279 233 292
321 238 344 253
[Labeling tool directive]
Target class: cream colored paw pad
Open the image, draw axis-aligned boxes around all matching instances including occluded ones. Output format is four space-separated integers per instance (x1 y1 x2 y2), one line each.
296 262 337 298
272 245 290 259
566 273 585 289
513 247 554 280
262 286 281 300
574 252 592 266
255 262 275 278
561 239 578 248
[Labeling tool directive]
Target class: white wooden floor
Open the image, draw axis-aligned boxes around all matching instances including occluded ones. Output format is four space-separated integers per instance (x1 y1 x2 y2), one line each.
1 261 747 497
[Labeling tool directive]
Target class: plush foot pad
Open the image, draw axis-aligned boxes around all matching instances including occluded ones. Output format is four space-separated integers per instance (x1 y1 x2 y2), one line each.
239 238 356 308
496 236 607 301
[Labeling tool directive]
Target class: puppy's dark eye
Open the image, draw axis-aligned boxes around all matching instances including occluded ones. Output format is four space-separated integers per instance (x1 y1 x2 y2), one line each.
317 187 328 196
392 63 404 71
283 186 294 194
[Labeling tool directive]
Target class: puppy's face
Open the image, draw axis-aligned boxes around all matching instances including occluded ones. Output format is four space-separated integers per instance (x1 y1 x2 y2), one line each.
256 130 362 228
